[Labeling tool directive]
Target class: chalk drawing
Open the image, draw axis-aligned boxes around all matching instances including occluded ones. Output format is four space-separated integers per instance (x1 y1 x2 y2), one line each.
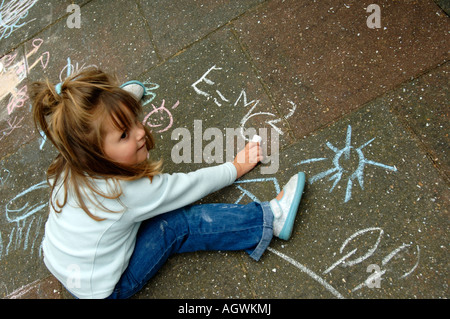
23 38 49 72
267 247 345 299
191 65 297 141
0 38 49 92
323 227 384 274
0 0 38 41
1 180 48 260
296 125 397 203
140 80 181 134
383 243 420 279
233 177 281 204
6 84 27 115
268 226 420 298
0 38 49 139
233 173 420 296
142 99 179 134
58 57 97 82
0 115 24 142
0 167 10 186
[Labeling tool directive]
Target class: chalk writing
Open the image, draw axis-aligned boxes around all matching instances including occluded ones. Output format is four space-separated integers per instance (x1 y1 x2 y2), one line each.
191 65 297 141
296 125 397 203
0 0 38 41
238 92 296 138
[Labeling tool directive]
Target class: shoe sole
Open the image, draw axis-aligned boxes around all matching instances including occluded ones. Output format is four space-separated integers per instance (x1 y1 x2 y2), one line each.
278 172 306 240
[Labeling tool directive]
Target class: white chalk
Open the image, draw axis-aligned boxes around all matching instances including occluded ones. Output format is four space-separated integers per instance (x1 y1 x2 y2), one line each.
251 135 262 143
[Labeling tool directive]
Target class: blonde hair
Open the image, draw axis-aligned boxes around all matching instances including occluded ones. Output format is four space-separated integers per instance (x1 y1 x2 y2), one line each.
31 68 162 220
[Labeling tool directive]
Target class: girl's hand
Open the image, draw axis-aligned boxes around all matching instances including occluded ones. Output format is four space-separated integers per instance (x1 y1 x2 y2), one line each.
232 142 263 179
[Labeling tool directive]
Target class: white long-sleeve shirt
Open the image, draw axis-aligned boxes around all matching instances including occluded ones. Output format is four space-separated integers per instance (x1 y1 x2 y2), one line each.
43 162 237 299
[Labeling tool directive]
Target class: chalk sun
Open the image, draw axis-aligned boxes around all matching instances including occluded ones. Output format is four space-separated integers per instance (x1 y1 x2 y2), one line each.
297 125 397 203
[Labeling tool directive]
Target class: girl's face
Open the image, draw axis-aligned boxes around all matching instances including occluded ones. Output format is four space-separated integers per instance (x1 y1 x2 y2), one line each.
102 115 148 166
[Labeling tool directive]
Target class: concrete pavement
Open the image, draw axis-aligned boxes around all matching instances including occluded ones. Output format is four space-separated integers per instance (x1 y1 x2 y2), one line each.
0 0 448 299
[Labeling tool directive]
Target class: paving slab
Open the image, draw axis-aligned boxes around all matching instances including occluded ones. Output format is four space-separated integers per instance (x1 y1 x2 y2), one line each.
381 62 449 180
137 0 265 61
233 0 449 139
23 0 159 82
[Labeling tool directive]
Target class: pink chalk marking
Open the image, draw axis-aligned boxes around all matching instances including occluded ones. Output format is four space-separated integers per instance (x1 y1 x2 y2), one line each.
7 85 28 115
142 99 179 133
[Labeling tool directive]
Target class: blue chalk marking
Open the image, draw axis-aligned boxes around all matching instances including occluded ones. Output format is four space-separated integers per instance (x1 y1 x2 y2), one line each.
364 159 397 171
234 177 281 194
233 177 281 204
295 158 327 165
297 125 397 203
5 181 48 223
309 166 339 184
142 81 160 104
67 57 72 77
38 129 47 150
235 185 260 203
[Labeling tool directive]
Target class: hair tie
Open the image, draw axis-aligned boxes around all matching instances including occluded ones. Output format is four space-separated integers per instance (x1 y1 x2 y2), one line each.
55 83 62 95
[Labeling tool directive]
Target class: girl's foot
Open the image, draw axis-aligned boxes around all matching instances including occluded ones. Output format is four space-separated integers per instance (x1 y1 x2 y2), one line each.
269 172 306 240
120 80 147 101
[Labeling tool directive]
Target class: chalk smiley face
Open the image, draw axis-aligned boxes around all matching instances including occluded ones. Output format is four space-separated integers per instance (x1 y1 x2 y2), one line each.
142 99 179 134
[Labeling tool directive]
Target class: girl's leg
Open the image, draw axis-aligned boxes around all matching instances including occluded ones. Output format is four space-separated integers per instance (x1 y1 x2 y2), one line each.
107 201 273 299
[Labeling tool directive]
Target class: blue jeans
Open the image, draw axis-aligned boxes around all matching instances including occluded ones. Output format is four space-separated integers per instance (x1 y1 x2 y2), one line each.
106 202 273 299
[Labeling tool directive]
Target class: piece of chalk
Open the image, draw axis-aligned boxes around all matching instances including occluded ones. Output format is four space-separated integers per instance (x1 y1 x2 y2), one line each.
251 135 262 143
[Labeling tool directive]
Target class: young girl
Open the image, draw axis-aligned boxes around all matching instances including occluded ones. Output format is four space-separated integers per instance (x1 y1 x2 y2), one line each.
31 68 305 299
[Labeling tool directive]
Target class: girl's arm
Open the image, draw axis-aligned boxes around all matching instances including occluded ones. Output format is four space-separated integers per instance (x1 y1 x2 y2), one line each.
121 142 263 222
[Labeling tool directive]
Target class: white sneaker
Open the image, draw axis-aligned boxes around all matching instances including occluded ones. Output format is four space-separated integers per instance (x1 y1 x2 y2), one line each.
120 80 147 101
269 172 306 240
